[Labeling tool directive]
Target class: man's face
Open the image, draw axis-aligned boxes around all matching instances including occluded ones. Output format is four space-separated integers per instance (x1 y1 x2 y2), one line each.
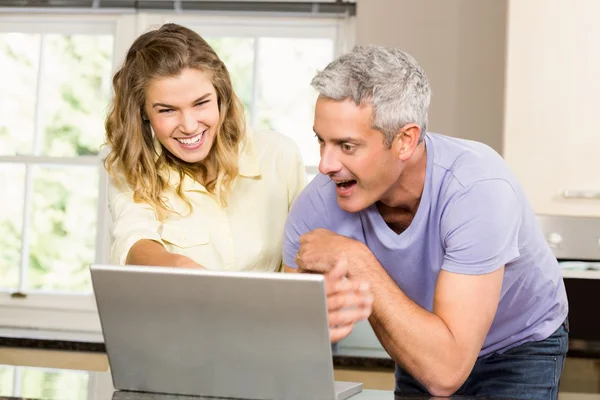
314 96 405 213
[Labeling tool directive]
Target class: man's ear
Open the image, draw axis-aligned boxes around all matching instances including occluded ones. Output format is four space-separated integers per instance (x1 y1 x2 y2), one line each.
393 124 421 161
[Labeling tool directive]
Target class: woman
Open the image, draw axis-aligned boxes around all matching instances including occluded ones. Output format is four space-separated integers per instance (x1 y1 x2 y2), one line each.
104 23 306 271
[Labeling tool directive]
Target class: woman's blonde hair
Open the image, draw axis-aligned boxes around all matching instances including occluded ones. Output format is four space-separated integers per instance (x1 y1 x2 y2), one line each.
104 23 246 220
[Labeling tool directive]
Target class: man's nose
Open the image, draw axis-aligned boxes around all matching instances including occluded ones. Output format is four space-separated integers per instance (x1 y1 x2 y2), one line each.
319 146 342 175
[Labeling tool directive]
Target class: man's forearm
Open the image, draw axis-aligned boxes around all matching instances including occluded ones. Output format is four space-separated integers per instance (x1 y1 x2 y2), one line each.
352 265 472 396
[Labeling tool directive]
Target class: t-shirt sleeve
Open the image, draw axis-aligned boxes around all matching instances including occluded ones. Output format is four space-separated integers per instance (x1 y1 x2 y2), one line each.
282 178 328 269
440 179 522 275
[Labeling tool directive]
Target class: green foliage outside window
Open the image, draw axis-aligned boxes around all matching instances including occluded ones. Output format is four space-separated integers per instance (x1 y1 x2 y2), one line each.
0 33 112 292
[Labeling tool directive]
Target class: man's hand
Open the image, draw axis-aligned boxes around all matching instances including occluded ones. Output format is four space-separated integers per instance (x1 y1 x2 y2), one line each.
293 228 376 342
325 259 373 343
296 228 370 276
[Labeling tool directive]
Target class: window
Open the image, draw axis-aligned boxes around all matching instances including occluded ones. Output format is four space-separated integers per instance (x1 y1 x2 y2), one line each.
0 29 114 293
0 16 119 332
0 12 353 334
0 365 89 399
208 35 330 167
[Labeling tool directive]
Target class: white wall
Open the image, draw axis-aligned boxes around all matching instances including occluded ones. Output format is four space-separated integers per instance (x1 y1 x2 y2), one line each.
355 0 507 154
502 0 600 216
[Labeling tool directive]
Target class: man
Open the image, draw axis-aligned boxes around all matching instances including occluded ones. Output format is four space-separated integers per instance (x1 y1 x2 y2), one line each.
282 45 568 399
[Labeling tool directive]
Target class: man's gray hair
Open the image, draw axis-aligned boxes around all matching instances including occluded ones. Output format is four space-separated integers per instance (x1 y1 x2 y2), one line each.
311 45 431 146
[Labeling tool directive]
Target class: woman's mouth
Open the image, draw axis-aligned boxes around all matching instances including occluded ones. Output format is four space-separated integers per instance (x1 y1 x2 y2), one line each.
174 130 206 150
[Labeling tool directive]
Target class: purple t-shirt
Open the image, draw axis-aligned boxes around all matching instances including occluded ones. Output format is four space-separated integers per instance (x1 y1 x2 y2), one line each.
283 132 568 356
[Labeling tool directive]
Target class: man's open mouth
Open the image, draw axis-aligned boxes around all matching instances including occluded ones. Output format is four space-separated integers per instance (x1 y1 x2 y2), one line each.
335 180 357 189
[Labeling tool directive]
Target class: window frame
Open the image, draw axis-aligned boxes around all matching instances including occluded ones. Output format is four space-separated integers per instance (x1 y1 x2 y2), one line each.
0 13 132 333
0 11 354 334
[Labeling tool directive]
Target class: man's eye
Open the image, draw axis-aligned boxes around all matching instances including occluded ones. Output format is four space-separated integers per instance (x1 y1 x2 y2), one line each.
342 144 355 152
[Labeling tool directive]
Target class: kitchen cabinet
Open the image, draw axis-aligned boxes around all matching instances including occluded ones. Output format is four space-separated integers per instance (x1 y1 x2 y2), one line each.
503 1 600 216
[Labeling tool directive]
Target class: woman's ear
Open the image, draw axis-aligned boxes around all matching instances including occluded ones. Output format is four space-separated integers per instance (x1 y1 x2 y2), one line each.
140 105 150 123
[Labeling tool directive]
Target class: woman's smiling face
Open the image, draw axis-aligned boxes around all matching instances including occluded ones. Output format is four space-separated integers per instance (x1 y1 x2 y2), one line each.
144 68 220 163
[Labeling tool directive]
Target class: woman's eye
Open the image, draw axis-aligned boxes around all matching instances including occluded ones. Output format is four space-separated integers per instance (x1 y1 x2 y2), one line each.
158 109 173 114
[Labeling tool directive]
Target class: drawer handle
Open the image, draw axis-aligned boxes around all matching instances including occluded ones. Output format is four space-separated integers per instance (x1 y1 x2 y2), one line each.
562 190 600 199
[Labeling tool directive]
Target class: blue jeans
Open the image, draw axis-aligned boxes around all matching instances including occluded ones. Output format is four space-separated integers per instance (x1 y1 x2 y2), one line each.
395 320 569 399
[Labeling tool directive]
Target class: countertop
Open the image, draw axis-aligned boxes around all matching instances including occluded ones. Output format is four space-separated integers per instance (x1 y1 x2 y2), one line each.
0 362 393 400
0 328 599 400
1 363 599 400
1 328 599 365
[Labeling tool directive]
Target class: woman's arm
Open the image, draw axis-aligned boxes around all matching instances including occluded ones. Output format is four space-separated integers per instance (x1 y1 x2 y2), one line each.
126 239 203 268
108 177 204 268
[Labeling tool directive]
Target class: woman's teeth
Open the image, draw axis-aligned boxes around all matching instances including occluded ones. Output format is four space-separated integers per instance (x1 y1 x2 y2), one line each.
176 132 203 145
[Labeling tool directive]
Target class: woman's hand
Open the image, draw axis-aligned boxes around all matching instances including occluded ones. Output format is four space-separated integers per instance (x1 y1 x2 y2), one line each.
173 254 205 269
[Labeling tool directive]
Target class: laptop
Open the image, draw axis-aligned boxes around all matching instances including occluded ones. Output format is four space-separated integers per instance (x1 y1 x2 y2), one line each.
90 264 363 400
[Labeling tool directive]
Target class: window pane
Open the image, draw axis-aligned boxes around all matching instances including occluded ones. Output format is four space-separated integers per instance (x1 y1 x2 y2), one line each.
0 33 113 157
39 34 114 156
29 166 98 292
0 366 15 396
0 164 26 290
20 368 88 400
255 38 334 167
0 33 40 156
205 37 255 118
